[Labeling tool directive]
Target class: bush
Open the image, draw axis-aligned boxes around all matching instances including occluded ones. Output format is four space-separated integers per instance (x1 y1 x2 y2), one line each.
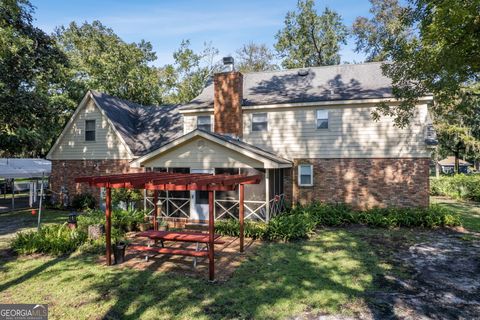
215 202 461 242
11 224 87 256
71 193 96 210
77 208 148 233
430 175 480 201
215 219 267 239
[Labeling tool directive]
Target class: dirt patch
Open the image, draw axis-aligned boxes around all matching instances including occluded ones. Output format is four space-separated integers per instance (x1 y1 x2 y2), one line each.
367 230 480 319
101 235 261 282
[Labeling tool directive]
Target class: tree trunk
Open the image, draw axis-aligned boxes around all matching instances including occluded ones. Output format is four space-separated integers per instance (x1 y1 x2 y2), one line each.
454 150 460 175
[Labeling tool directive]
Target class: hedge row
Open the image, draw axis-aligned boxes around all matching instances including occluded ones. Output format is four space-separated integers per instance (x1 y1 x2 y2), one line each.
430 174 480 202
215 203 461 241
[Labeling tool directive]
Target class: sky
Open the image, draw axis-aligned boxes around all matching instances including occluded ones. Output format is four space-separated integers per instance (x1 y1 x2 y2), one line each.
30 0 371 67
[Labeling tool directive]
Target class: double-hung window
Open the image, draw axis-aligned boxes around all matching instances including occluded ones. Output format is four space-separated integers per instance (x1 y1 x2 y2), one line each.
252 113 268 131
298 164 313 186
316 109 329 129
197 116 212 132
85 120 96 141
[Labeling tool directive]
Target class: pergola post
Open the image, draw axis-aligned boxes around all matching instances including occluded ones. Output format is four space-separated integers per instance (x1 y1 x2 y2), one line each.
239 184 245 253
208 190 215 281
153 190 158 230
105 187 112 266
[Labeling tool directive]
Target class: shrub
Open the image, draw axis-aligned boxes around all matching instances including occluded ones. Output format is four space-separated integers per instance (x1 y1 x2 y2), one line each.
265 213 315 241
77 208 148 233
11 224 87 256
430 175 480 201
215 219 267 239
71 193 96 210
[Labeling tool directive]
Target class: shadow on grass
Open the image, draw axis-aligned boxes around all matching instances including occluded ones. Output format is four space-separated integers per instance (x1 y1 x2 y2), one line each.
88 230 394 319
0 255 66 292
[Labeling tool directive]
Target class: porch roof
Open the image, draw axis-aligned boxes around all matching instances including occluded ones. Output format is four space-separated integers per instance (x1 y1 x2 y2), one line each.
131 129 292 169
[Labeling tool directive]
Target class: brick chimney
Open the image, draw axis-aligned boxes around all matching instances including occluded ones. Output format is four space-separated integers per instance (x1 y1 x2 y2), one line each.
213 71 243 138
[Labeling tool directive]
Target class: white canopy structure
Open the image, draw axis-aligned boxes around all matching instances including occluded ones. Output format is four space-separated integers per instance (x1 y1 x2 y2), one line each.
0 158 51 179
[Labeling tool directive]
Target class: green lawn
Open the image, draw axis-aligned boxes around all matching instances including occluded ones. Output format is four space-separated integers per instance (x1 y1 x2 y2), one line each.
0 209 390 319
432 196 480 232
1 200 478 319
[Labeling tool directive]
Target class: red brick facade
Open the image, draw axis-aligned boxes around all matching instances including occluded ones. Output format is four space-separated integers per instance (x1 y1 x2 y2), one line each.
214 71 243 138
291 158 430 209
49 160 144 205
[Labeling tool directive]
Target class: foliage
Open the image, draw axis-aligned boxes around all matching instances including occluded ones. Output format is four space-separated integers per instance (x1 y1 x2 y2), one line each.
372 0 480 127
71 193 96 210
112 188 143 209
275 0 348 68
55 20 163 106
214 219 267 239
11 223 87 255
235 42 278 73
215 202 461 242
160 40 221 104
77 208 147 234
351 0 407 62
430 175 480 202
0 0 71 157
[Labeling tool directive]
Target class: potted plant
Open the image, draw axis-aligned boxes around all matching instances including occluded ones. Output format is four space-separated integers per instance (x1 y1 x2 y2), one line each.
158 219 169 231
112 229 127 264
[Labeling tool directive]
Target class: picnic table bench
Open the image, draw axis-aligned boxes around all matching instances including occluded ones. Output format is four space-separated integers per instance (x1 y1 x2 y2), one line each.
129 231 225 266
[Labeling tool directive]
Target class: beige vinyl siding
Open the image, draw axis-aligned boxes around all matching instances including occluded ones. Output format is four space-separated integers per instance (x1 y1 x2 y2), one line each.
183 115 197 134
242 103 431 159
141 136 264 169
49 99 133 160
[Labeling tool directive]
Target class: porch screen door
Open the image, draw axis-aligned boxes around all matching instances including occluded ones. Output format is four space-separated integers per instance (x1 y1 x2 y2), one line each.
190 169 214 220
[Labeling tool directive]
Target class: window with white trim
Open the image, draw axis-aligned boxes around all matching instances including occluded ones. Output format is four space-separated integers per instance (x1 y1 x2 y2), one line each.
85 120 96 141
298 164 313 186
316 109 329 129
252 113 268 131
197 115 212 132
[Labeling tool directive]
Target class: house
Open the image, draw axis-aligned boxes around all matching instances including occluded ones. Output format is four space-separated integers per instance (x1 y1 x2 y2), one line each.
438 156 471 174
47 61 436 223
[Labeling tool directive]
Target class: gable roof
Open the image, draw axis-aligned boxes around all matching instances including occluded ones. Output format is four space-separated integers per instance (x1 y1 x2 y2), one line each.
132 129 292 169
182 62 396 111
47 91 184 159
90 91 183 156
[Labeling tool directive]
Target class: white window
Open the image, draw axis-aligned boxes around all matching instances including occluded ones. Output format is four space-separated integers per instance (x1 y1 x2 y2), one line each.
252 113 268 131
85 120 96 141
316 109 329 129
298 164 313 186
197 116 212 132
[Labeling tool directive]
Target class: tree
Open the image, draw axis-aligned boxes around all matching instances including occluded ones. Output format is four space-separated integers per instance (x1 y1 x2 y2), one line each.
0 0 70 157
372 0 480 128
160 40 221 104
275 0 348 68
235 43 278 73
55 21 163 106
351 0 407 62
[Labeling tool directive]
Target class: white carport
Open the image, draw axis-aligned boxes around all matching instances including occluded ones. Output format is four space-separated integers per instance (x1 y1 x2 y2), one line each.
0 159 51 217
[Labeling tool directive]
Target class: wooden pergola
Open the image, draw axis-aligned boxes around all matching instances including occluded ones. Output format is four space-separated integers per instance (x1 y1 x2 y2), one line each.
75 172 261 280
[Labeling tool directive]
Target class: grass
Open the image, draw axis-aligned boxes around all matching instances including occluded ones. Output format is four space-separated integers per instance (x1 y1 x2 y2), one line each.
431 196 480 232
1 201 475 319
0 208 391 319
0 209 70 250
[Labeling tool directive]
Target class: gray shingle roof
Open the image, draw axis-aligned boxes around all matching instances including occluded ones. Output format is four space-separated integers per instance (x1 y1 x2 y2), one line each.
90 91 183 157
182 62 393 110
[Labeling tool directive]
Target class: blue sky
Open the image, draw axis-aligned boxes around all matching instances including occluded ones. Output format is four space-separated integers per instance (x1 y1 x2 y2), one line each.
31 0 371 66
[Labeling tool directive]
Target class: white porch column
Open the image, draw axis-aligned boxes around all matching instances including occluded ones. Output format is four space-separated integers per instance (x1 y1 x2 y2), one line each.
265 169 270 222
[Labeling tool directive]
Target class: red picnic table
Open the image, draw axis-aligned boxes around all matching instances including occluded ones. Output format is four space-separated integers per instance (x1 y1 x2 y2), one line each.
129 231 225 265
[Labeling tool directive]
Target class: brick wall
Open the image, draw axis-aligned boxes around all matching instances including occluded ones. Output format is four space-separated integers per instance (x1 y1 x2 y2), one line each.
292 158 430 209
213 71 243 138
283 167 293 205
49 160 144 205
